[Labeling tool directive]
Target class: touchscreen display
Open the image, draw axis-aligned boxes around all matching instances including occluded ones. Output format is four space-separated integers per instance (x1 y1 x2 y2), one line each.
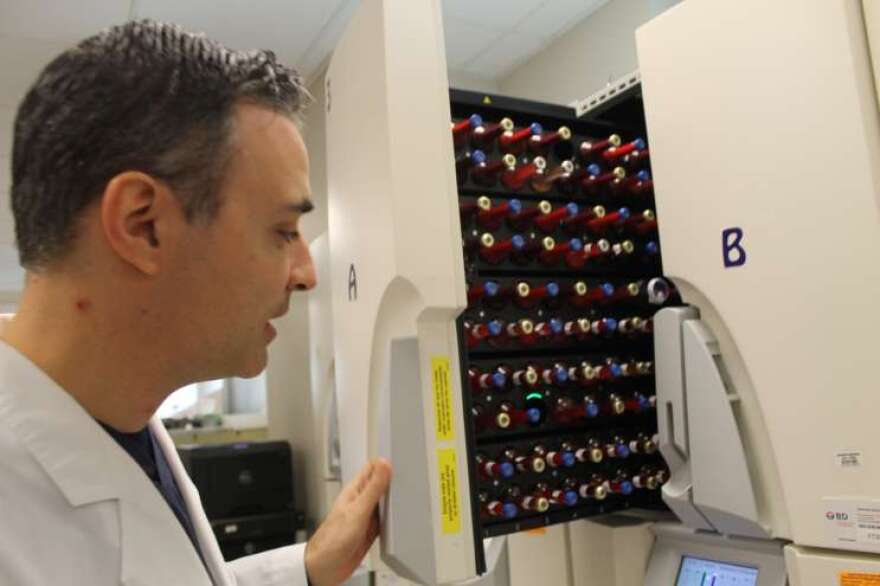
675 556 759 586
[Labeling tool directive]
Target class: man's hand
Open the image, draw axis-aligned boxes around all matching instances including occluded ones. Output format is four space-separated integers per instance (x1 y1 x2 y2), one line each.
304 458 392 586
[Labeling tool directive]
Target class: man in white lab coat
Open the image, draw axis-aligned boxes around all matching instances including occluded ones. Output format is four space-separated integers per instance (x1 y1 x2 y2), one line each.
0 19 391 586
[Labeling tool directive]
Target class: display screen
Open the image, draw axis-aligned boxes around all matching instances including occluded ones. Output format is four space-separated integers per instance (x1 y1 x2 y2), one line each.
675 556 759 586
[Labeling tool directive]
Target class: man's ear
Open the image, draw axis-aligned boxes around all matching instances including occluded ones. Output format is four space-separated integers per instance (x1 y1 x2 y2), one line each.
100 172 178 275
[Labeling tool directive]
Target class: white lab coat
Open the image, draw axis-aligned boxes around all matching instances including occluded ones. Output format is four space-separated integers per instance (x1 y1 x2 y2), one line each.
0 338 308 586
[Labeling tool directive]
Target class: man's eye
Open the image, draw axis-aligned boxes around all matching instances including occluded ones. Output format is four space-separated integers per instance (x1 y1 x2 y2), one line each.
279 230 298 243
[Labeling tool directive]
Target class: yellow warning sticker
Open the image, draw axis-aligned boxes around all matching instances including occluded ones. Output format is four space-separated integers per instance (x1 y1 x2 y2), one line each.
437 448 461 534
841 572 880 585
431 356 455 442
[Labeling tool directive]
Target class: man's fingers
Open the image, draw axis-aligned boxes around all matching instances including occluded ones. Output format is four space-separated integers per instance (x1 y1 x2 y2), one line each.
368 510 381 542
356 513 381 560
339 459 392 510
355 458 392 513
340 460 376 502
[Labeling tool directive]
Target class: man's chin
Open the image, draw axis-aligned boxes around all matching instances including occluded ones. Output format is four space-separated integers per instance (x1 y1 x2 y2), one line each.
237 354 269 379
222 344 269 380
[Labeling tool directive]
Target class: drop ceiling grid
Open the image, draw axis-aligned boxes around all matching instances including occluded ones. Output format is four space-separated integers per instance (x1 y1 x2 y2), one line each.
447 0 610 81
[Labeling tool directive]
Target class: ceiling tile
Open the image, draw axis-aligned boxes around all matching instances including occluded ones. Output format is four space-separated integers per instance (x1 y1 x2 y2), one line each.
0 107 15 159
0 36 68 108
0 0 130 44
443 16 504 69
463 30 548 79
514 0 609 38
297 0 359 82
134 0 348 72
442 0 544 31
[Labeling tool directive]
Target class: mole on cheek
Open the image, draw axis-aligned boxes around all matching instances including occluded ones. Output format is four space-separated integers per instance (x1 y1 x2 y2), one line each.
75 299 91 312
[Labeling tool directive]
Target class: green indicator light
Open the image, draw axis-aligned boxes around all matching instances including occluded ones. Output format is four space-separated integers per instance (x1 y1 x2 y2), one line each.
525 392 543 401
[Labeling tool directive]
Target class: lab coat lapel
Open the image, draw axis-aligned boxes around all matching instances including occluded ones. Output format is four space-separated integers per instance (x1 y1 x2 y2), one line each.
150 418 233 586
0 341 213 586
117 494 214 586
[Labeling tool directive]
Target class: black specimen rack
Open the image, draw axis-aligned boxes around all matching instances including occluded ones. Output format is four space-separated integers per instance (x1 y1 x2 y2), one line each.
448 88 674 573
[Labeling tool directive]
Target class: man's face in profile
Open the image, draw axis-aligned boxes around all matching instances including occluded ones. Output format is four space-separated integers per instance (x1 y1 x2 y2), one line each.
167 103 316 380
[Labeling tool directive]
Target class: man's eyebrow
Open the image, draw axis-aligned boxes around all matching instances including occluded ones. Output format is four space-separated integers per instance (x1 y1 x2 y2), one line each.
282 199 314 214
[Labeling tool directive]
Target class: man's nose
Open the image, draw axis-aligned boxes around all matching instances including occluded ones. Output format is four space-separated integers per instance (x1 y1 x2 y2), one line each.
288 240 317 292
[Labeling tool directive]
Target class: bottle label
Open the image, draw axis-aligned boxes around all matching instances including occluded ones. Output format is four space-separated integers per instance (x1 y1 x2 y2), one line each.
437 448 461 535
431 356 455 442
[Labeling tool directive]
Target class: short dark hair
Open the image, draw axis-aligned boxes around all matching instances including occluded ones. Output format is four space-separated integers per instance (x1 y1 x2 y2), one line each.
10 19 309 269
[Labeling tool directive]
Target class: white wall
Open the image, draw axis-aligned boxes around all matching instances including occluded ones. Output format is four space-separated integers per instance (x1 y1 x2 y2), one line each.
568 518 655 585
497 0 681 105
